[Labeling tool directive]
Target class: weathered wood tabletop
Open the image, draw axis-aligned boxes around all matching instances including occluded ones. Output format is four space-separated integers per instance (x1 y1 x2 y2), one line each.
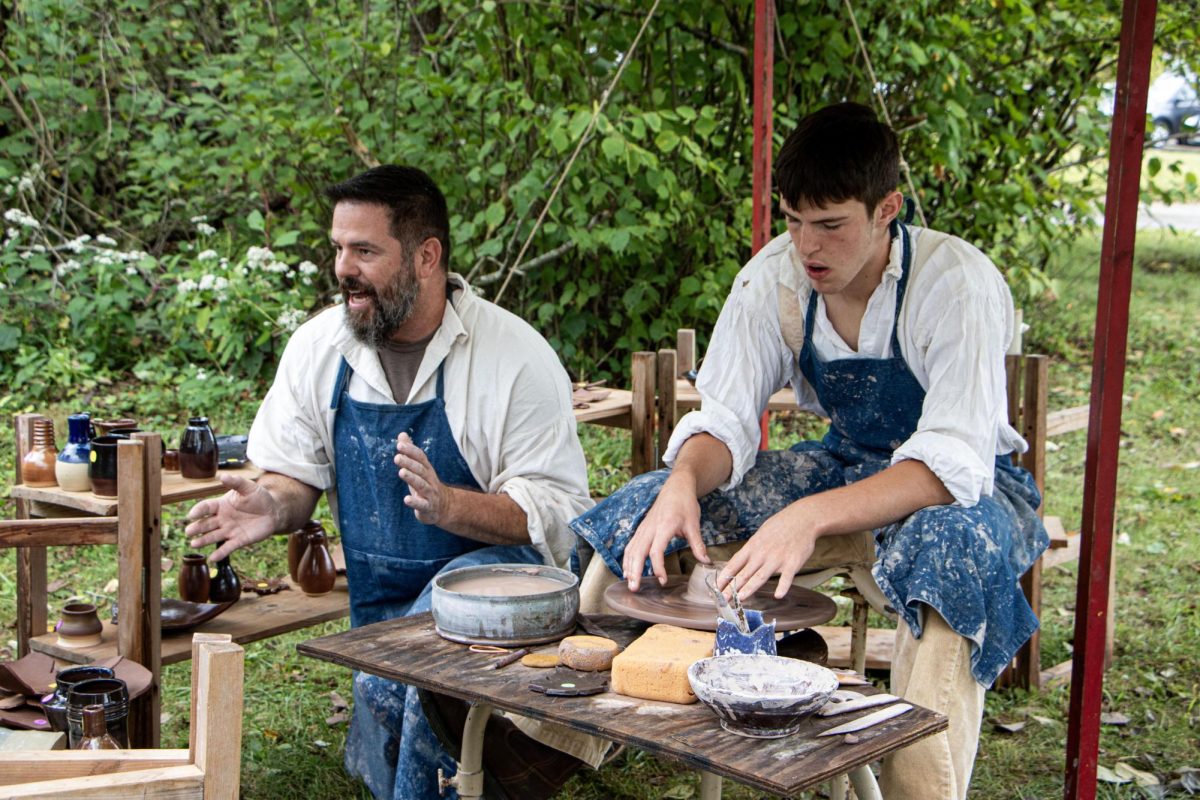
298 613 947 796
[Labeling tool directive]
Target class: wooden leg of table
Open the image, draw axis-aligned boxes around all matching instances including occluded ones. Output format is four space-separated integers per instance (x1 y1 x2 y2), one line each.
848 764 883 800
656 349 677 469
699 770 722 800
631 352 657 476
13 414 48 657
441 701 492 799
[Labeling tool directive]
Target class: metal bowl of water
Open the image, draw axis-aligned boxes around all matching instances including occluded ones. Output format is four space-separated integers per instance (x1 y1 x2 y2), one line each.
431 563 579 646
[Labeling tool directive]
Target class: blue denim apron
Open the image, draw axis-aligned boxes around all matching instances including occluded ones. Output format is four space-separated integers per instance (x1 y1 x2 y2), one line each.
333 356 543 799
570 221 1048 686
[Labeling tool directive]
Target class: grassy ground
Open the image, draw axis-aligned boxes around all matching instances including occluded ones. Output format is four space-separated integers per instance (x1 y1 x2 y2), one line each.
2 229 1197 798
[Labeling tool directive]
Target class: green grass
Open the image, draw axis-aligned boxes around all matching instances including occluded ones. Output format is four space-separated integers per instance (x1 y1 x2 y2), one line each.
3 229 1199 798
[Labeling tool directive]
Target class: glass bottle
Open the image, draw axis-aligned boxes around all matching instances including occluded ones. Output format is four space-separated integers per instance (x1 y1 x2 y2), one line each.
179 416 218 480
208 556 241 603
75 704 122 750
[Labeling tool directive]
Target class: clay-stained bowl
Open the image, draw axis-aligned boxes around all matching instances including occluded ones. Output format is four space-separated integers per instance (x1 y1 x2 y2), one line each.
431 564 579 647
688 654 838 738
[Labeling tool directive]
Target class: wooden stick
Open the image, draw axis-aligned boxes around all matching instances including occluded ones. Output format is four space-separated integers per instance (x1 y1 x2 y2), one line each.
482 648 530 670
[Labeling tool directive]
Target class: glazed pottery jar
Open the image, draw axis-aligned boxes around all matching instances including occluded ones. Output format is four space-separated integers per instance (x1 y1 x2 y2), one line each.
178 553 211 603
57 602 103 648
55 413 92 492
88 434 128 498
297 527 336 596
208 556 241 603
41 665 115 733
289 520 324 582
75 704 122 750
92 418 137 437
66 678 129 749
20 418 58 487
162 449 181 472
179 417 218 480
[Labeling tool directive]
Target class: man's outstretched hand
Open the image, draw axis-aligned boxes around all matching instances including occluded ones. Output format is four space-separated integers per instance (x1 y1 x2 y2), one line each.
185 473 281 562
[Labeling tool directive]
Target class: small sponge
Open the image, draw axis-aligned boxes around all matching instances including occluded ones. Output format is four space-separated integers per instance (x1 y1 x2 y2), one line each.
610 624 715 704
558 635 621 671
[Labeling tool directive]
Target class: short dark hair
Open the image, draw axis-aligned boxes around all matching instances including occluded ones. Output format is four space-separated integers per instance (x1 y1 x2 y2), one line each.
774 102 900 215
324 165 451 268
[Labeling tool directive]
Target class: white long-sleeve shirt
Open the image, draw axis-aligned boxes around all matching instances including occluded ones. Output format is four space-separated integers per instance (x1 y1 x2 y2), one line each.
665 228 1026 506
247 273 592 569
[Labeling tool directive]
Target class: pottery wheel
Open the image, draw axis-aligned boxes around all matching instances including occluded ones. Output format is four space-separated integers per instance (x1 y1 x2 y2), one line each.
603 576 836 632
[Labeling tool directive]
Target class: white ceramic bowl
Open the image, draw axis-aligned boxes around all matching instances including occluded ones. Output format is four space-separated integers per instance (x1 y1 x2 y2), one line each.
688 654 839 738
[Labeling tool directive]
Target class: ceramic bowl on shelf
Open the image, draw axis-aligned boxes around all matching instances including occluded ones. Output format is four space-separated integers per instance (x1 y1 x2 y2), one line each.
687 654 838 738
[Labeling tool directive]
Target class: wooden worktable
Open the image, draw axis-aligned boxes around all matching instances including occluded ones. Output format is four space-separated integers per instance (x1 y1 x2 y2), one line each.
299 613 947 797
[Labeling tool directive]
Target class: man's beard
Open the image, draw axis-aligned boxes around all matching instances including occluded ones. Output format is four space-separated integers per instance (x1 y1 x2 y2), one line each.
341 267 420 347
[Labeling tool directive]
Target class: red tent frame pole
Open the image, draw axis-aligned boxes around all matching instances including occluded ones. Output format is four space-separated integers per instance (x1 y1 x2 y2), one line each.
752 0 774 448
1063 1 1156 796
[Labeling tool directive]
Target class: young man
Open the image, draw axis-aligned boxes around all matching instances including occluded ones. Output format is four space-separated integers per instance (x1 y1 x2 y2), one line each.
185 166 594 799
571 103 1048 798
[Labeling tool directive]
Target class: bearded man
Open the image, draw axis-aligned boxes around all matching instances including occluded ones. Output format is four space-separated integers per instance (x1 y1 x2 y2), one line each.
184 165 594 799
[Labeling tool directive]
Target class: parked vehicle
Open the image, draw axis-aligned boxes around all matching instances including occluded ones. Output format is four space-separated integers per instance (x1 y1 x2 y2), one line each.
1147 71 1199 146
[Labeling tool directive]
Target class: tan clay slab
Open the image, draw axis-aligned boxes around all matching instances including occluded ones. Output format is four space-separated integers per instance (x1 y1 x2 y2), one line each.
604 577 836 632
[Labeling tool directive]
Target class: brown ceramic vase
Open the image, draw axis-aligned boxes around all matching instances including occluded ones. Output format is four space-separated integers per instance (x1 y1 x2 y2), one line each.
288 520 323 582
57 602 103 648
297 528 336 596
21 418 58 487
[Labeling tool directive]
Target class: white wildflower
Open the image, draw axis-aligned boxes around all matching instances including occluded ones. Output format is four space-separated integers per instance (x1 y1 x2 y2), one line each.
198 274 216 291
197 249 219 262
56 259 82 277
276 308 306 332
95 255 114 266
20 251 32 259
299 260 319 276
177 278 199 294
17 175 34 194
31 244 45 252
125 266 137 275
265 259 290 274
3 208 40 228
245 246 275 268
65 236 87 253
195 222 217 237
95 234 117 246
5 227 18 240
196 368 208 381
190 214 208 224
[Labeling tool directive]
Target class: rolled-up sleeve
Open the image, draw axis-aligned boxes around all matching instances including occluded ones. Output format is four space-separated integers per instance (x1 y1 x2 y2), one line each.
664 265 795 489
891 264 1012 506
247 327 336 492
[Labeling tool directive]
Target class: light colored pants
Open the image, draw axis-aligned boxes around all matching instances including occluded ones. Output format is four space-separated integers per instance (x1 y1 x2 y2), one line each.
578 541 985 800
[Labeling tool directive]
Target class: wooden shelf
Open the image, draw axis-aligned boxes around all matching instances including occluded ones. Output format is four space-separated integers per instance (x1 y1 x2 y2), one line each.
31 577 350 666
10 465 263 516
572 388 633 426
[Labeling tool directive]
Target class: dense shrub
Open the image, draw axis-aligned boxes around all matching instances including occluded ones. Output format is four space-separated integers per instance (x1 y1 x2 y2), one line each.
1 0 1196 402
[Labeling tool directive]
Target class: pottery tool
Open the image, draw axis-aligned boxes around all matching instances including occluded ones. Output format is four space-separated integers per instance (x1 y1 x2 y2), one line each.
703 572 743 631
528 668 608 697
818 703 913 736
727 577 751 634
830 668 872 687
481 648 530 670
817 693 901 717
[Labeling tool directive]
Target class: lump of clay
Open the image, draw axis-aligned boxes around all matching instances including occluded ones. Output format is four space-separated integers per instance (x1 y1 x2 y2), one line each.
558 635 621 672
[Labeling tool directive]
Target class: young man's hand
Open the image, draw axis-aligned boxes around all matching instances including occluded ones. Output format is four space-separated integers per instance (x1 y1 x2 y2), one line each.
621 476 707 591
718 501 820 600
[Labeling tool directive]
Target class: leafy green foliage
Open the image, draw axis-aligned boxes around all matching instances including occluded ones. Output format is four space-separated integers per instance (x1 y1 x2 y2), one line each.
1 0 1196 393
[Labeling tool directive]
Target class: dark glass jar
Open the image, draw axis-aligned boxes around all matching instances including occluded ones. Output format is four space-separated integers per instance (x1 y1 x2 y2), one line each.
179 416 218 480
179 553 211 603
208 556 241 603
41 665 115 733
67 677 129 749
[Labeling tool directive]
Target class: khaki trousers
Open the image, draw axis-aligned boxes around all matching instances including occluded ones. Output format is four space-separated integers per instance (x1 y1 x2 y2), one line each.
578 546 986 800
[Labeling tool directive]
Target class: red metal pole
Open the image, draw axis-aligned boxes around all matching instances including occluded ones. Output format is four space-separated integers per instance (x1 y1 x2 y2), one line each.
752 0 774 448
1063 1 1156 797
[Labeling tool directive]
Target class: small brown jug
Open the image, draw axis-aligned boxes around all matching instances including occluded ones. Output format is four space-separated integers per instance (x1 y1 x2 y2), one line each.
297 527 336 597
178 553 211 603
288 520 322 582
21 418 58 487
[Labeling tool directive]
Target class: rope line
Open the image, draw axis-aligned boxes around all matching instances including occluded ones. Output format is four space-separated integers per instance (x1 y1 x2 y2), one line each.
841 0 928 227
494 0 663 303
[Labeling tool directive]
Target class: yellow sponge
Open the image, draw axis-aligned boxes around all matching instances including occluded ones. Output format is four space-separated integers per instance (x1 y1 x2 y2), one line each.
610 624 715 704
